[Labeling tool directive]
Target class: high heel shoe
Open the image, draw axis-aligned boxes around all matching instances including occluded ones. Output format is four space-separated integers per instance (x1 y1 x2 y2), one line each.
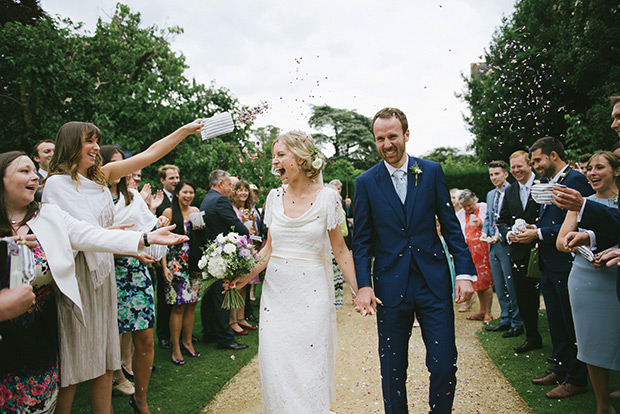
180 342 201 358
171 357 185 365
129 395 139 413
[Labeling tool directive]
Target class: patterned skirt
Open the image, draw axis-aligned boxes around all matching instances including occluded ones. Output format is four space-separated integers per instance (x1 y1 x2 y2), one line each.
115 257 155 333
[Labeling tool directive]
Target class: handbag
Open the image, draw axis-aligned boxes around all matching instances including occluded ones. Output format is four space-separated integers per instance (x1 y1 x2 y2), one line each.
526 244 541 279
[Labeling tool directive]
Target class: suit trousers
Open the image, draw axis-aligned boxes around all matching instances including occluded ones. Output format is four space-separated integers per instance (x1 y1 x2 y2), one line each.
511 258 541 342
540 268 587 386
489 242 522 328
376 270 457 414
201 280 235 346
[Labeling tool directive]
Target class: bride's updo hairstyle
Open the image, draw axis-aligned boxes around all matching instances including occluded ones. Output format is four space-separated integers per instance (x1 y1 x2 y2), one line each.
272 131 325 180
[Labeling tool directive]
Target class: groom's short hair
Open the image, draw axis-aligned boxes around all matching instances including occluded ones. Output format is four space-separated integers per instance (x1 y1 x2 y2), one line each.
372 107 408 134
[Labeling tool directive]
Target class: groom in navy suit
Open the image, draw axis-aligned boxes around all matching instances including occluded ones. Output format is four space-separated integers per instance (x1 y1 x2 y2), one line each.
353 107 476 413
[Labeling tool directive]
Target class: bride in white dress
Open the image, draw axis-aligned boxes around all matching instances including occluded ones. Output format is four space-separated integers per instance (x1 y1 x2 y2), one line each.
235 130 358 413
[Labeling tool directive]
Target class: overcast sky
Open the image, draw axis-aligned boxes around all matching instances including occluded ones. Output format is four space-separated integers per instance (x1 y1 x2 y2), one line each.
39 0 516 156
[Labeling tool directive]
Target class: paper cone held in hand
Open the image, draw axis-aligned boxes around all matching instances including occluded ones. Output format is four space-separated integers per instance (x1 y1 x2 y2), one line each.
201 112 234 141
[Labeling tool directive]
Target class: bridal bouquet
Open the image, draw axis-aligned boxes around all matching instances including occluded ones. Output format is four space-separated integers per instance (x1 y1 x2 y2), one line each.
197 231 258 309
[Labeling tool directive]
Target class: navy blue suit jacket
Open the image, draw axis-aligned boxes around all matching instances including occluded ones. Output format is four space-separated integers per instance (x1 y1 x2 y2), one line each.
537 167 594 272
353 156 476 307
199 189 249 241
579 198 620 301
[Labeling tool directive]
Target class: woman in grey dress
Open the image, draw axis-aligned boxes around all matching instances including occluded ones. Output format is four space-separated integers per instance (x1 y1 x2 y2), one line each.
557 151 620 414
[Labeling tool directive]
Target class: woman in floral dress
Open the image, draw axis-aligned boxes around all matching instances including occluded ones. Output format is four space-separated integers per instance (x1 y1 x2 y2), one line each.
161 180 202 365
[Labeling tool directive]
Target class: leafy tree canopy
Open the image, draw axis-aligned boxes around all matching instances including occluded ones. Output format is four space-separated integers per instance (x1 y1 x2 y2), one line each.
308 104 381 171
461 0 620 163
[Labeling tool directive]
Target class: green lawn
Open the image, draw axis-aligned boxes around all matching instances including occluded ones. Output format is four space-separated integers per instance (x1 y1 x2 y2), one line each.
71 287 261 414
479 310 620 414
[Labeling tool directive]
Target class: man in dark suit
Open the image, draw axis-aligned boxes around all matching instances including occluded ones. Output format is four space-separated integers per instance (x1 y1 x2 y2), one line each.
32 140 54 202
496 150 543 352
154 164 180 349
353 107 476 414
200 170 250 350
521 137 593 399
482 160 523 338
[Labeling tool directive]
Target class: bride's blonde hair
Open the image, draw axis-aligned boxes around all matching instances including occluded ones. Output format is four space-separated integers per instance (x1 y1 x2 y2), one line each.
271 131 325 180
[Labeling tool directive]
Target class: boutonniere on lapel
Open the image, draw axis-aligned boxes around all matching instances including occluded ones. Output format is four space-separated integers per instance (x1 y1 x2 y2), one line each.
613 195 618 205
533 179 541 185
410 162 423 186
557 169 570 185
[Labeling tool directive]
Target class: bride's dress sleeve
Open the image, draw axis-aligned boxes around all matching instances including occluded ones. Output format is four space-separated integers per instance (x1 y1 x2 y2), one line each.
263 188 278 228
325 188 344 231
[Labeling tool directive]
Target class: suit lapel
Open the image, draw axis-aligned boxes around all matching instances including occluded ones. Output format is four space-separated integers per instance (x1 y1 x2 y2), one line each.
374 162 406 226
405 156 419 227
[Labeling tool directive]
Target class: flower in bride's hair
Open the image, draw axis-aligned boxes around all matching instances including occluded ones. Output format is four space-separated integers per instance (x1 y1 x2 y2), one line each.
312 158 324 169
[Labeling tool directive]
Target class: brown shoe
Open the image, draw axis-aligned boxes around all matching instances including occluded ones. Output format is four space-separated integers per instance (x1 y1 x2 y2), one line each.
545 382 587 399
531 372 564 386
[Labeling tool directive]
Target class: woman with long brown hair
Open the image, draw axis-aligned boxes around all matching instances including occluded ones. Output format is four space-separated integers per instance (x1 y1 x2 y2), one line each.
43 119 201 414
0 151 187 413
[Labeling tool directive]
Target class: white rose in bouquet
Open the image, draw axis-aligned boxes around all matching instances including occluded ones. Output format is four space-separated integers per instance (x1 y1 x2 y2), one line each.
198 255 208 270
216 233 227 244
208 256 227 279
223 243 236 254
227 233 240 243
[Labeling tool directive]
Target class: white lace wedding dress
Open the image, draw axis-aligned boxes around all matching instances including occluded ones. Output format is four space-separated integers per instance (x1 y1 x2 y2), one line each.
260 187 342 413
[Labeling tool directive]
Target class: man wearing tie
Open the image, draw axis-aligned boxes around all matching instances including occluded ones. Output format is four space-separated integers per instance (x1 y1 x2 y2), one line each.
496 150 543 353
522 137 593 399
155 164 180 349
353 107 476 413
482 160 523 338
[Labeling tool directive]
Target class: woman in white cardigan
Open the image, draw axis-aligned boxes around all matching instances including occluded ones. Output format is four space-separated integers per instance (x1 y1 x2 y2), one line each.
0 151 188 414
43 118 201 414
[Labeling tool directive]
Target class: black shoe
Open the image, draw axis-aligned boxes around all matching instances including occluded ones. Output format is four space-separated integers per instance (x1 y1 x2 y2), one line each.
191 335 199 343
514 340 542 354
129 395 139 413
217 341 248 350
247 314 259 323
485 323 510 332
502 327 524 338
158 339 171 350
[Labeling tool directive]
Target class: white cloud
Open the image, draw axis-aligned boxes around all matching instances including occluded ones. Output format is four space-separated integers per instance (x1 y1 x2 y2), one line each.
40 0 516 156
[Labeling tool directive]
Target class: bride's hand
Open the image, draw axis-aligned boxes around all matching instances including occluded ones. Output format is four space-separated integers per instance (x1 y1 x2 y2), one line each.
354 286 382 317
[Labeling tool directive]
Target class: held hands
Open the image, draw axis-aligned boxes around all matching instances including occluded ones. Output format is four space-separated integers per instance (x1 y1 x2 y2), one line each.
454 280 474 304
354 286 382 317
552 186 584 211
6 234 38 250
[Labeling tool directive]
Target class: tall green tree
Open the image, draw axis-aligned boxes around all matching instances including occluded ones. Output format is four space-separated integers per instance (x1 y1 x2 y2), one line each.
0 4 251 192
461 0 620 163
308 104 380 170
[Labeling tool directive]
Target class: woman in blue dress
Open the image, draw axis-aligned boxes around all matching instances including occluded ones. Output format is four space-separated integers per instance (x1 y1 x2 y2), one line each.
557 151 620 414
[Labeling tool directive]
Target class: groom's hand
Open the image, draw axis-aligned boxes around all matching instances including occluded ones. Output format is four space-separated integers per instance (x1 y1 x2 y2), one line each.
354 286 382 317
454 280 474 303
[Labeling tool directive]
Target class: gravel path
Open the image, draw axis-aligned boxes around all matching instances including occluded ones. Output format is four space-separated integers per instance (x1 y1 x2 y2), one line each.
203 288 533 413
